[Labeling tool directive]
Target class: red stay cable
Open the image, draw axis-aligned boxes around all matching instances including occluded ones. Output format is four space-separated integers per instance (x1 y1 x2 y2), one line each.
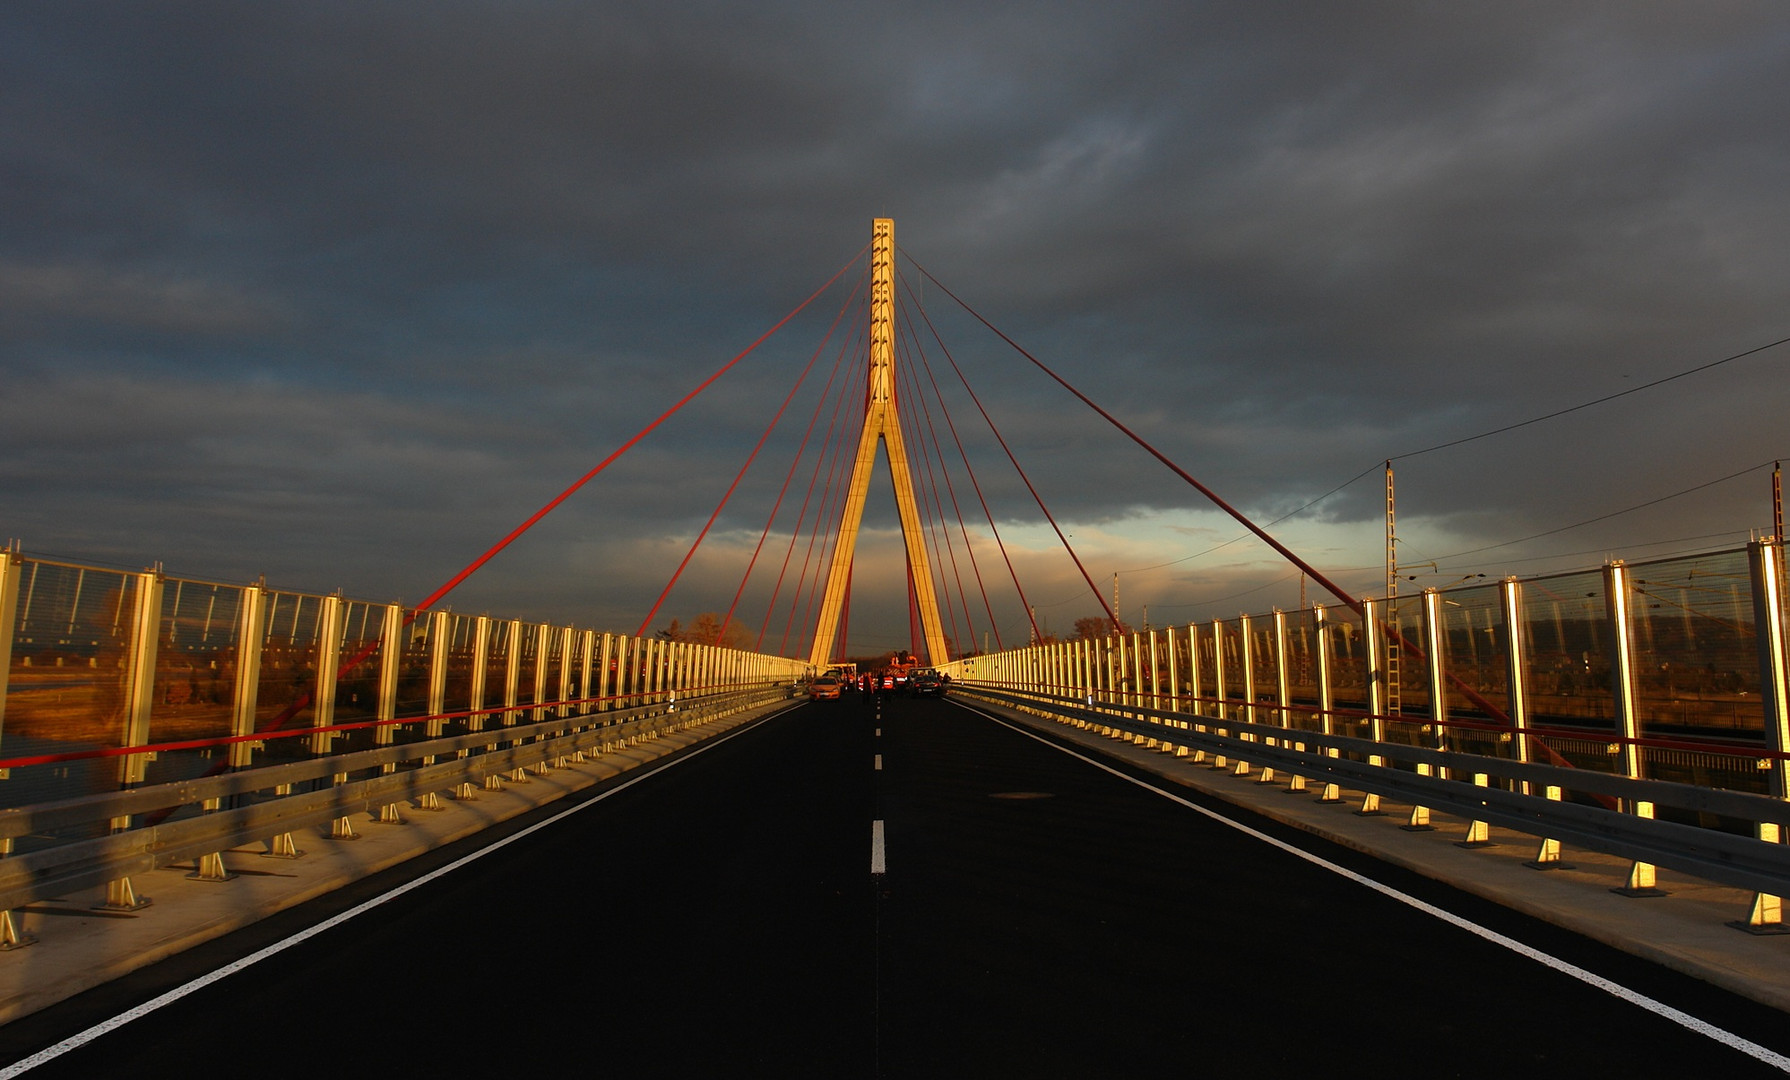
761 323 863 651
896 300 994 651
247 248 866 742
636 265 868 638
894 334 970 655
911 258 1542 742
719 276 867 648
899 280 1026 652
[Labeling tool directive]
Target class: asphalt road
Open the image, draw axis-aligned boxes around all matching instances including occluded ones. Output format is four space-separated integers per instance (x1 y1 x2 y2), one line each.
4 692 1790 1078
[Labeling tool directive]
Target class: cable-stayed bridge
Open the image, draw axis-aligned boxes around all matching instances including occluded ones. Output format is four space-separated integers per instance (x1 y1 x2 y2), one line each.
2 221 1790 1075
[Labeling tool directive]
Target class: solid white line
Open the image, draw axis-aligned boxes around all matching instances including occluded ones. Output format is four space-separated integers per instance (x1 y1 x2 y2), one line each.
871 819 886 875
0 718 772 1078
961 704 1790 1074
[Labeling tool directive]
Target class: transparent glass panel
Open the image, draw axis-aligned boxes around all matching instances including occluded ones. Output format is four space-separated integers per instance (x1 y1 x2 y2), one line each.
152 579 242 745
1284 609 1323 734
1439 582 1511 760
1520 568 1617 772
2 562 137 806
394 611 431 719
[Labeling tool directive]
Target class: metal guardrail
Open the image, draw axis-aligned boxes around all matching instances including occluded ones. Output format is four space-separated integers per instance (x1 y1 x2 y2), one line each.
956 685 1790 899
0 686 788 916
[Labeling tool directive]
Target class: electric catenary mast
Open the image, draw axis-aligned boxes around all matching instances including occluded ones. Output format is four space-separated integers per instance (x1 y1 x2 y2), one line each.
809 219 949 666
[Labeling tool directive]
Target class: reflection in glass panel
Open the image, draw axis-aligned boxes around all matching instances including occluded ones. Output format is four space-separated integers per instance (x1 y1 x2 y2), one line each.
394 612 431 718
2 562 137 806
152 580 242 745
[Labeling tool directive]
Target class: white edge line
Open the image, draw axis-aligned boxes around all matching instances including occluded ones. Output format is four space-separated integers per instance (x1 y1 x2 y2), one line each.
960 702 1790 1074
0 717 772 1078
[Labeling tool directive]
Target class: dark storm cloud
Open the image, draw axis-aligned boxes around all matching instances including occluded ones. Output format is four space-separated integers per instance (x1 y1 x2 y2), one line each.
3 2 1789 636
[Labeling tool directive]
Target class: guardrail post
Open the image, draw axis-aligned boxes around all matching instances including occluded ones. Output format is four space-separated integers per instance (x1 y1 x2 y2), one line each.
1357 598 1387 815
1165 626 1181 716
1606 560 1665 897
1740 540 1790 932
1403 589 1445 833
501 620 526 784
0 555 28 944
1209 618 1230 771
1314 605 1344 803
0 551 17 757
1273 609 1306 791
372 603 408 824
1504 578 1566 868
408 609 451 812
101 569 163 909
1234 615 1256 776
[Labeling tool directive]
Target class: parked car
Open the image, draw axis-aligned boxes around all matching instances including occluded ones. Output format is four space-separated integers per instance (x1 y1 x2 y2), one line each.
808 675 843 701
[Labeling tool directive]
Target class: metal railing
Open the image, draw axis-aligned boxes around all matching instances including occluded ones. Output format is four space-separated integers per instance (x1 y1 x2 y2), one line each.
0 685 790 920
0 549 813 945
946 539 1790 931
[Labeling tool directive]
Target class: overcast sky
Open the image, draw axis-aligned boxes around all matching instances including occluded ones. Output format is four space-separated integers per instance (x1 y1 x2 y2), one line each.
4 3 1789 655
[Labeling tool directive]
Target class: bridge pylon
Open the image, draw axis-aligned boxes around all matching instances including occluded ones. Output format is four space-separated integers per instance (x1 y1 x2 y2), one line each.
808 218 949 667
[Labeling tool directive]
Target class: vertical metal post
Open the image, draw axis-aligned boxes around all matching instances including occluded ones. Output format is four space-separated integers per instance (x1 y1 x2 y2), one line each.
503 620 522 726
1233 616 1256 776
312 594 343 756
579 629 595 714
1742 540 1790 931
1165 626 1180 713
229 584 265 769
1358 598 1387 815
427 611 449 727
1272 609 1302 790
0 555 27 943
0 553 18 752
1605 560 1663 896
598 632 613 710
469 615 490 732
1209 619 1231 771
100 569 163 911
1314 605 1343 802
375 604 402 744
530 623 551 725
120 570 163 785
371 603 406 824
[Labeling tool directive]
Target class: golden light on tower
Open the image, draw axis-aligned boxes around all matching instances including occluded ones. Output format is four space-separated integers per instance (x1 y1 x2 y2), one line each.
808 219 949 666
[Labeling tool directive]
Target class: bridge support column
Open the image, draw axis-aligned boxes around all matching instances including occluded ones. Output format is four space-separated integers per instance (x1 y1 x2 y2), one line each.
1356 599 1388 816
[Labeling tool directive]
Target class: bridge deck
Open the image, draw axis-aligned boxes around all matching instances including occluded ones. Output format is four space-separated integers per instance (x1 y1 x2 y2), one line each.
1 696 1788 1076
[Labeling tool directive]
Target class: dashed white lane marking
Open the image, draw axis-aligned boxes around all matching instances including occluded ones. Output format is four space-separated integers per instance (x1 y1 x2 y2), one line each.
0 717 773 1079
875 754 883 770
960 703 1790 1074
871 819 887 875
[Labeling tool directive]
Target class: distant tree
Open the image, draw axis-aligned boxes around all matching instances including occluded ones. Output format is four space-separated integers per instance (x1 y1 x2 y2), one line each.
661 612 753 649
1073 616 1129 641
